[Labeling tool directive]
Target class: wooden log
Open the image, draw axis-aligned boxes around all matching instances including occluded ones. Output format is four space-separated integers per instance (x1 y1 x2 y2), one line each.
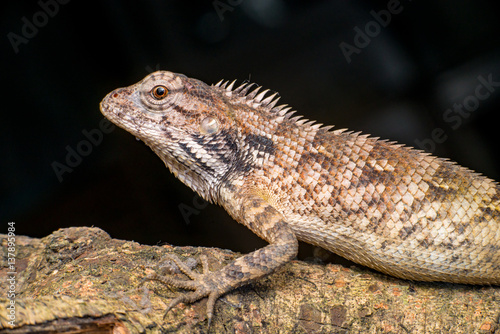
1 227 498 333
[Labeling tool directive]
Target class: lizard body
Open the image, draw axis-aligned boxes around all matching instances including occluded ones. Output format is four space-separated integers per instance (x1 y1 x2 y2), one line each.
100 71 500 323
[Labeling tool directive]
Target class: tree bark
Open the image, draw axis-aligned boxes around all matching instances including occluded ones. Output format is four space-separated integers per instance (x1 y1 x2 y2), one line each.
1 227 499 333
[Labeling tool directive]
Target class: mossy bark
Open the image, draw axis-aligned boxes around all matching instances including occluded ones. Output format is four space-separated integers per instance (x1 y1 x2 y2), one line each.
1 227 499 333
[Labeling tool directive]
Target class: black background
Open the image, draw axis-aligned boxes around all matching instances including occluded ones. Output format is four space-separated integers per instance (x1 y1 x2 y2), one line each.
2 0 500 260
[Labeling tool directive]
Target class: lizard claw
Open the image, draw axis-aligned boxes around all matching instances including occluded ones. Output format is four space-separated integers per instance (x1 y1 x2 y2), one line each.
145 253 223 326
163 289 219 327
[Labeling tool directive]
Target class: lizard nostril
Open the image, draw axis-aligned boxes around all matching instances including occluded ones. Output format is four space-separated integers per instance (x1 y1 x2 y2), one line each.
111 88 125 98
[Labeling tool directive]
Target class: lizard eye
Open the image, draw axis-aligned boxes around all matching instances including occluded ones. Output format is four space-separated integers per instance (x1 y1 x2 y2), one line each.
200 117 220 135
151 85 169 100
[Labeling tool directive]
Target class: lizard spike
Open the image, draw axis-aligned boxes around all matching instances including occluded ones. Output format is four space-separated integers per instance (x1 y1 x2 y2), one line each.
310 122 323 130
295 119 310 126
268 98 281 110
246 86 261 99
289 115 303 123
281 107 294 117
233 82 249 93
272 104 287 112
226 80 237 92
238 83 255 96
305 120 318 127
333 128 348 135
254 89 270 103
214 79 224 87
220 81 230 89
262 93 279 107
320 125 334 132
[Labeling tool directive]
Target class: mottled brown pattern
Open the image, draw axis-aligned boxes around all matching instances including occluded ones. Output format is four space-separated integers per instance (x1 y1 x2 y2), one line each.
100 71 500 323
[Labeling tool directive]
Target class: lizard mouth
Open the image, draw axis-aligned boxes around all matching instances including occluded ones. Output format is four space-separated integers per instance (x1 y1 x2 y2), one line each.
100 89 143 137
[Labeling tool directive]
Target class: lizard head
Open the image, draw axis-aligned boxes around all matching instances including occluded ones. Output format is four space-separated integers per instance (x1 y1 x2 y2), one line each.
100 70 283 202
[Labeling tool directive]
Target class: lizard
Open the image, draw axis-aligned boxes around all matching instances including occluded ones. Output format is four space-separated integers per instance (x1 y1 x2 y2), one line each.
100 70 500 325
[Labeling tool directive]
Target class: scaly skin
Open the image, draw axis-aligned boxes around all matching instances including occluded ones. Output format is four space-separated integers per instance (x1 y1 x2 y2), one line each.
100 71 500 324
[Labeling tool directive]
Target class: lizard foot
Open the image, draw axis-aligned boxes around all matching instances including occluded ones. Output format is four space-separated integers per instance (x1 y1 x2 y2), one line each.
143 253 223 327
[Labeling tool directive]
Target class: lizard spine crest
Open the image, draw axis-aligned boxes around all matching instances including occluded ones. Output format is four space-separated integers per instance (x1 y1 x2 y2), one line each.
214 78 491 183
